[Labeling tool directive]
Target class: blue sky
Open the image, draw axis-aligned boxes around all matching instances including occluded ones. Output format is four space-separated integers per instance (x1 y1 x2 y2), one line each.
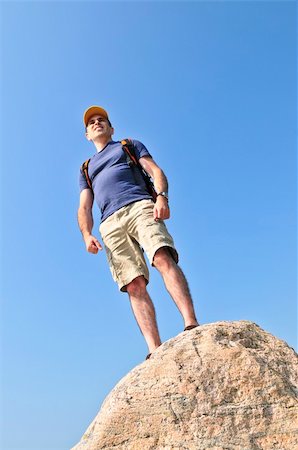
1 1 296 450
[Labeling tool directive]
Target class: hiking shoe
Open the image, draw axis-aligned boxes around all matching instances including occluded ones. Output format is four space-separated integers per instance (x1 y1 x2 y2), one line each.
184 324 199 331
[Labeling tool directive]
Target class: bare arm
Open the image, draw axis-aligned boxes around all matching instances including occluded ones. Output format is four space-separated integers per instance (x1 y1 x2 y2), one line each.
139 156 168 193
78 189 102 253
139 156 170 221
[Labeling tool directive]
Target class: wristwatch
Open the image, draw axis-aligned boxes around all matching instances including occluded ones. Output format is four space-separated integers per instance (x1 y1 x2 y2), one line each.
157 191 169 201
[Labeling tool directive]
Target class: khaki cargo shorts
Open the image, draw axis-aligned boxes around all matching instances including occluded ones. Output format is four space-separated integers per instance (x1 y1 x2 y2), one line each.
99 199 178 292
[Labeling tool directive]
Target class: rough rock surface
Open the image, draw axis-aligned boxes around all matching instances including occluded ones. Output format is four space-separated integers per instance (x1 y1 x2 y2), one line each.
72 321 298 450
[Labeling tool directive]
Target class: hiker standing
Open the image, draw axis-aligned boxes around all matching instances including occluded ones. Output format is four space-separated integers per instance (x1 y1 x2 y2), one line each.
78 106 199 359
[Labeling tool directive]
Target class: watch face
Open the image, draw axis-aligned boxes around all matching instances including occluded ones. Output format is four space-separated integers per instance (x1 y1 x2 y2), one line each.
159 192 168 199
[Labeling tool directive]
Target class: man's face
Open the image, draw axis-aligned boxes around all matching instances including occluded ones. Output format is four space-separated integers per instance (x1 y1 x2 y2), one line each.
85 114 114 141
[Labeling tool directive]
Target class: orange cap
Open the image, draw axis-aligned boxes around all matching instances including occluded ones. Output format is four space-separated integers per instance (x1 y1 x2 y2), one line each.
83 105 109 127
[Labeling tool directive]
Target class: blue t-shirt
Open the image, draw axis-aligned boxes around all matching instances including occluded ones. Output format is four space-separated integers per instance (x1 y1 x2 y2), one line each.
79 140 153 222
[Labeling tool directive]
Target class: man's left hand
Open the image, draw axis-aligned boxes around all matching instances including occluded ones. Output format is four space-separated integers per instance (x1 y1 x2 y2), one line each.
153 196 170 221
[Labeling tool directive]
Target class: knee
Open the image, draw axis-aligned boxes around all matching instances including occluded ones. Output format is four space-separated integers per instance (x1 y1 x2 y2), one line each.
153 247 175 272
126 276 147 298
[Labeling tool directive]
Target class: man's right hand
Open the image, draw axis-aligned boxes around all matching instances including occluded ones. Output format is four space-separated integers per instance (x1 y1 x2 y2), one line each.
84 235 103 254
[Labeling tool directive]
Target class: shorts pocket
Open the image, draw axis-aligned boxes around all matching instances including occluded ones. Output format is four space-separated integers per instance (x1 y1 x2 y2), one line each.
104 246 119 283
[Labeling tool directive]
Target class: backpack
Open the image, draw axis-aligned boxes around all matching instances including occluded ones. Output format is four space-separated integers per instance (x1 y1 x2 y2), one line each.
81 139 157 202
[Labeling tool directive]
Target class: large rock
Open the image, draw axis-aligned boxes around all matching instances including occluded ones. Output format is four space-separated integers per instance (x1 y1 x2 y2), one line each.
72 321 298 450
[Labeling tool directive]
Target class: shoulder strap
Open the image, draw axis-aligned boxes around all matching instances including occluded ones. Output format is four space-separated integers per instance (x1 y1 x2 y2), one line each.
121 138 138 166
121 138 157 202
81 158 92 190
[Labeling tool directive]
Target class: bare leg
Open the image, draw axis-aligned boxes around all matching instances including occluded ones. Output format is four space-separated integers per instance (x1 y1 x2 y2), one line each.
126 276 162 354
153 248 199 328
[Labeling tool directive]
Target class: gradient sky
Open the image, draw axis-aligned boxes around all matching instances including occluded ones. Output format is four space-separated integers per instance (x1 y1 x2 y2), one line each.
1 1 296 450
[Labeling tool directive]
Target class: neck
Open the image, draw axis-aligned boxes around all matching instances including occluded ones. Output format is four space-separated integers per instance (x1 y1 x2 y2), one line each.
93 136 112 152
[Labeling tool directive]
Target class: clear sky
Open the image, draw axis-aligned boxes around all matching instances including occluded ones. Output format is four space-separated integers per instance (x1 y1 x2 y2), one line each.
1 1 296 450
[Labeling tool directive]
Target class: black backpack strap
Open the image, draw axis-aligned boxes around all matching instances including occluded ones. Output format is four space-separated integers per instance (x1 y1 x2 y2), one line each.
121 138 157 202
81 158 92 190
121 139 138 166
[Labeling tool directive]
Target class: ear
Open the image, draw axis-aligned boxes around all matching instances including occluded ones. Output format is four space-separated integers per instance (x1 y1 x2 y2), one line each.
110 127 114 136
85 131 92 141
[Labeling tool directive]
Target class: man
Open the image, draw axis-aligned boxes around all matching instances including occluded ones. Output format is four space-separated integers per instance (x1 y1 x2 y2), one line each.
78 106 199 359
